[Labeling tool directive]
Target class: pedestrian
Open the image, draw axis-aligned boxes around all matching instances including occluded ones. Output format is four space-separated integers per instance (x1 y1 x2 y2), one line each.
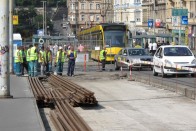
152 42 157 55
39 46 45 76
67 46 77 76
99 47 107 71
20 46 28 75
29 43 38 77
26 45 33 76
55 46 66 75
44 47 53 73
157 40 161 48
14 46 22 76
148 41 153 55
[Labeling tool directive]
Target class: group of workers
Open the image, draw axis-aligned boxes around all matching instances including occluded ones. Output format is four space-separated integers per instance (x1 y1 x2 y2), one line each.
14 43 77 77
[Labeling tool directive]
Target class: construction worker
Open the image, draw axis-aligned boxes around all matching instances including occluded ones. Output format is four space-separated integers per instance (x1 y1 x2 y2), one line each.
44 47 52 73
99 47 107 71
26 45 33 76
39 46 45 76
55 46 66 75
29 43 38 77
67 46 77 76
14 46 22 76
20 46 28 75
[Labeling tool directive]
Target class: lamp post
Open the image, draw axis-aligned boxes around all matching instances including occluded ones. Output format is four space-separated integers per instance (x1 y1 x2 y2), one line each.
0 0 12 98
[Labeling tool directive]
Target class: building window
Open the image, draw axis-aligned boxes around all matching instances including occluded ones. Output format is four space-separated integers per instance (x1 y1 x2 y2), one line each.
81 15 85 21
96 4 100 9
96 15 100 21
134 9 141 22
81 3 85 9
71 3 75 10
90 3 93 10
134 0 141 4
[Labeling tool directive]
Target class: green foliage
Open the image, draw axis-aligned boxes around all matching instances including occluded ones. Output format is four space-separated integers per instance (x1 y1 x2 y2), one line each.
14 7 53 39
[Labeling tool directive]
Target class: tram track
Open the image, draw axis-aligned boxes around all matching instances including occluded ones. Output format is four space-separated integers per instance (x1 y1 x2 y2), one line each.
132 71 196 88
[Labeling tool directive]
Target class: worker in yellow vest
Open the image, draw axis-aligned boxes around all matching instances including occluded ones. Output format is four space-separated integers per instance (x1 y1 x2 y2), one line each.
39 46 45 76
99 47 107 71
26 45 33 76
67 46 77 76
29 43 38 77
14 46 22 76
44 47 53 73
55 46 66 75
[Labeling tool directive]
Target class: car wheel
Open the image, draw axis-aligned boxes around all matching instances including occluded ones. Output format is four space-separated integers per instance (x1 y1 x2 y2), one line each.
153 67 158 76
161 67 167 78
114 61 120 70
191 74 195 77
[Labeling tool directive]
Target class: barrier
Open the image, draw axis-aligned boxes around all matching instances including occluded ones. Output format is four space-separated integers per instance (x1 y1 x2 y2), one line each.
119 60 196 73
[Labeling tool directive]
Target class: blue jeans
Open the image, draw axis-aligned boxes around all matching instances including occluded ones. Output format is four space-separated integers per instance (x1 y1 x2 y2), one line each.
57 61 64 75
46 62 52 73
29 60 38 77
27 62 30 75
67 60 75 76
15 62 21 76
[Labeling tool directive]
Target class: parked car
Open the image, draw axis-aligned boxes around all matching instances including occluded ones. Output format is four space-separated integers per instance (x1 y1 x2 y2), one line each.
153 45 196 77
114 47 153 70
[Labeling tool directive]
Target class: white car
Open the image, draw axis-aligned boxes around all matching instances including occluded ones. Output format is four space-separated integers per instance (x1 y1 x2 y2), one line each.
153 45 196 77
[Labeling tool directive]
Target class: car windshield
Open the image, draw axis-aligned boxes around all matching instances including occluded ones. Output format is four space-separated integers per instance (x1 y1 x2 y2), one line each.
128 49 147 56
164 47 192 56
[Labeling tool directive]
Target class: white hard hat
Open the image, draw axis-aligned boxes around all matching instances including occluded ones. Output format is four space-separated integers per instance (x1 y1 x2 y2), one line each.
59 46 63 49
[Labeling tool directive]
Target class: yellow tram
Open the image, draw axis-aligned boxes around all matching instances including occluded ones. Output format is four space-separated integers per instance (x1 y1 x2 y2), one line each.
77 23 131 62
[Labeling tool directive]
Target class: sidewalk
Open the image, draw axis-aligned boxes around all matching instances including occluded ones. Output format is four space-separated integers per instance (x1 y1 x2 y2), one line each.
0 75 45 131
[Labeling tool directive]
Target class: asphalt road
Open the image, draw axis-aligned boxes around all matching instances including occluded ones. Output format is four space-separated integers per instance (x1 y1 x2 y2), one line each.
55 61 196 90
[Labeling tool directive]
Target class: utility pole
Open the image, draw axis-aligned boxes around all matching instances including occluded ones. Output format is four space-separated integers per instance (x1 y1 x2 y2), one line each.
9 0 13 74
0 0 12 98
179 0 182 45
41 1 46 35
153 0 155 35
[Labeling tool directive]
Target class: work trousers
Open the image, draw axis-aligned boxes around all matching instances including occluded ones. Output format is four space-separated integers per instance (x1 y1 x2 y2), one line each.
27 61 30 75
67 59 75 76
39 62 45 76
15 62 21 76
57 61 64 75
29 60 38 77
101 59 106 71
46 62 52 73
21 61 28 75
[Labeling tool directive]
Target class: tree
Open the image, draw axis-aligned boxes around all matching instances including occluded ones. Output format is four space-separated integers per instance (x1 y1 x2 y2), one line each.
14 7 53 40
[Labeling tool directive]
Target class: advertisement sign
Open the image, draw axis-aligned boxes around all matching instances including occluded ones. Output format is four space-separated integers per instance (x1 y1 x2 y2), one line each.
13 15 18 25
181 16 188 25
148 19 153 28
155 19 161 28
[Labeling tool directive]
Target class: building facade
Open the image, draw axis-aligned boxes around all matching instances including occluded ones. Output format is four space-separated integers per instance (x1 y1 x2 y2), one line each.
114 0 143 25
166 0 196 48
67 0 113 34
142 0 166 34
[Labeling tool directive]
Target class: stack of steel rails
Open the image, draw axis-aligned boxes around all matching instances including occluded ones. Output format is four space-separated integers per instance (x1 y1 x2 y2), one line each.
48 74 98 106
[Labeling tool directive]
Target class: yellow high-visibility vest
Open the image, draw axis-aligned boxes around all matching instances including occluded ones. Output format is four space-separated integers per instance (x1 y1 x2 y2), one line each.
56 51 65 63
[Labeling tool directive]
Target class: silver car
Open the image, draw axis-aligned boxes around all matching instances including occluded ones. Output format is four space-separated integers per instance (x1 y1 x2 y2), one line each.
114 48 153 70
